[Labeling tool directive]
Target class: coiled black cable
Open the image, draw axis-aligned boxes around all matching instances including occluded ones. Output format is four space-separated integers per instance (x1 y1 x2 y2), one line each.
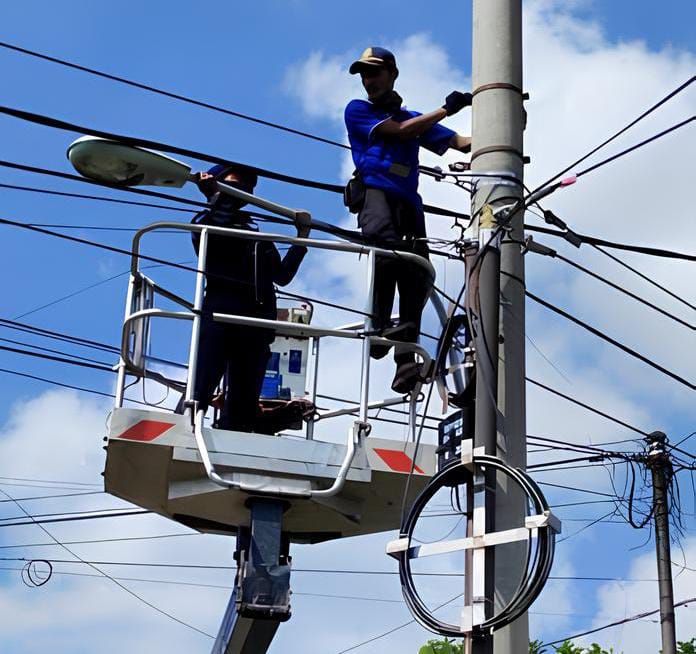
395 455 556 637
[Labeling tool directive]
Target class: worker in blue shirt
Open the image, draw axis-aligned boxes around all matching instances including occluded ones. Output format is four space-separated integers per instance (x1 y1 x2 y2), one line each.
344 46 472 393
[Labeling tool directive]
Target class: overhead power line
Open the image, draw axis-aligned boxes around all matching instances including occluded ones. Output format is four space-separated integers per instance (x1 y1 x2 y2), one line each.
0 215 372 318
0 316 119 353
550 251 694 330
0 40 348 150
542 596 696 647
0 343 114 373
0 366 117 400
0 336 114 366
0 167 370 245
0 509 150 528
526 377 650 437
0 531 197 550
0 158 208 208
574 116 695 179
0 564 410 604
0 105 468 221
531 75 695 193
0 491 102 504
535 481 620 499
0 181 198 215
0 487 213 639
593 244 696 312
523 287 695 390
524 223 696 263
8 177 689 280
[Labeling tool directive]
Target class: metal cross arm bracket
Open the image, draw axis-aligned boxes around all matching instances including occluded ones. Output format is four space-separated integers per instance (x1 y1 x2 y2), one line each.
460 441 486 472
525 509 562 534
386 509 560 561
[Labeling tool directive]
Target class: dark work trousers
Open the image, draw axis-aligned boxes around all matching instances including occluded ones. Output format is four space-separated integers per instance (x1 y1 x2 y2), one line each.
358 188 433 364
191 296 272 432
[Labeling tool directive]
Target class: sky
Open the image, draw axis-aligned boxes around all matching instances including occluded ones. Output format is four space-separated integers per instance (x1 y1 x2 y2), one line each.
0 1 695 652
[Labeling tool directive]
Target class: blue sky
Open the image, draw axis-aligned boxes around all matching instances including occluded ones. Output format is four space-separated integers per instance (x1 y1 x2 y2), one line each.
0 1 694 652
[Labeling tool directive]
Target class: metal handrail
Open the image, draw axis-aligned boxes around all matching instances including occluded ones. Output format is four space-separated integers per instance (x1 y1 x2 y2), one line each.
316 395 410 421
115 216 437 498
129 221 436 278
211 313 364 340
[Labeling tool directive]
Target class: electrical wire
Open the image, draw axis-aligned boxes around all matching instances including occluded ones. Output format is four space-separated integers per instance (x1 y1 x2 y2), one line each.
523 285 694 390
0 40 348 150
533 247 694 330
334 593 463 654
530 75 695 193
526 377 650 436
575 116 695 179
0 180 198 214
0 532 197 550
0 316 119 353
0 366 117 400
592 244 696 312
0 491 102 503
0 487 213 638
0 336 113 366
541 596 696 647
11 258 190 321
524 223 696 262
527 433 641 450
0 509 151 528
0 214 377 319
0 475 98 488
535 481 621 499
0 106 468 221
0 343 113 372
0 168 374 245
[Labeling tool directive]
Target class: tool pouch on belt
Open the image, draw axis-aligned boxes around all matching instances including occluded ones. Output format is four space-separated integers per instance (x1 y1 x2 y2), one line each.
343 171 366 214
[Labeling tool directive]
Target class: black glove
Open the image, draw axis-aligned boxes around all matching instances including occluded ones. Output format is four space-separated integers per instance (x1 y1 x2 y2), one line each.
442 91 472 116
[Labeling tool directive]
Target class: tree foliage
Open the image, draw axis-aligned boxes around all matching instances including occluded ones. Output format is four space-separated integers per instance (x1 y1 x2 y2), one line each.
419 638 463 654
421 635 696 654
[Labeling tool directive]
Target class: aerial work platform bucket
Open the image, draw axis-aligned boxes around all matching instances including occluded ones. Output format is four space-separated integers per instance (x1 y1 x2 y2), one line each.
104 407 435 542
100 214 446 653
61 141 465 651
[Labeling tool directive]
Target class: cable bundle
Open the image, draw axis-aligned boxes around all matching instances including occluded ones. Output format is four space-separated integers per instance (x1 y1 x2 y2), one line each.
394 454 557 638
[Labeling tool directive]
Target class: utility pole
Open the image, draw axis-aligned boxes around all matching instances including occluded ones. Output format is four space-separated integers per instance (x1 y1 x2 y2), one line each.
470 1 527 653
645 431 677 654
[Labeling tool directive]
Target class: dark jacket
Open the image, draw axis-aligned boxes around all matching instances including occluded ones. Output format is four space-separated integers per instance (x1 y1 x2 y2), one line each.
191 207 306 322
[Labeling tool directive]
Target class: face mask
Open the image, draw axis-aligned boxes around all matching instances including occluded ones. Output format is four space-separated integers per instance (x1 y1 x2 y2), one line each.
372 90 403 114
214 180 254 209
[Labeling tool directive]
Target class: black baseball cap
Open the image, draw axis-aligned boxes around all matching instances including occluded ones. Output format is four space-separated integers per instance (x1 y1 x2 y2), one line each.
207 163 258 189
349 47 397 74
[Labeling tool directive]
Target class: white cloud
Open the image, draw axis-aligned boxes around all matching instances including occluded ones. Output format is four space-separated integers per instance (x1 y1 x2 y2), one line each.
1 2 694 651
280 1 695 648
582 536 696 652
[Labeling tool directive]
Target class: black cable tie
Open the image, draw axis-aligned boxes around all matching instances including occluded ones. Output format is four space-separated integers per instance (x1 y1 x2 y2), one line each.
522 236 557 258
543 209 567 230
563 230 584 249
543 210 583 248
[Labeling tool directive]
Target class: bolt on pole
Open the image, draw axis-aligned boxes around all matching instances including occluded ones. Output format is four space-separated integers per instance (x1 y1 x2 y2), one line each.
470 0 527 652
646 431 677 654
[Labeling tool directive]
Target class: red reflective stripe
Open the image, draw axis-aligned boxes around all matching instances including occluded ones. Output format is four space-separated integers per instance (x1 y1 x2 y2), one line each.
118 420 175 442
373 448 424 474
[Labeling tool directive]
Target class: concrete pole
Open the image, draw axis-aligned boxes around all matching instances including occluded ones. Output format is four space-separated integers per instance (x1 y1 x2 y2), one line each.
646 432 677 654
470 1 527 652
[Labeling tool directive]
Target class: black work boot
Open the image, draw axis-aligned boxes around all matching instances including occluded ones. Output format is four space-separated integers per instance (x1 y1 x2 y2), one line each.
370 322 415 360
391 359 422 394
